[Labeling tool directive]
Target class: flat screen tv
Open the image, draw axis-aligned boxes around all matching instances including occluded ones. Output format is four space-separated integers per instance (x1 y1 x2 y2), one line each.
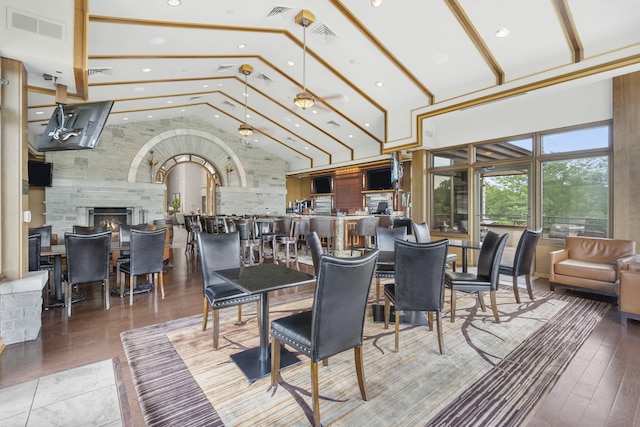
28 160 53 187
37 100 114 152
313 176 332 194
367 168 392 190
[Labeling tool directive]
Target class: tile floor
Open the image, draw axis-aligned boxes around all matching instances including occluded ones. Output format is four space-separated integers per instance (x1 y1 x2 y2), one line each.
0 359 122 426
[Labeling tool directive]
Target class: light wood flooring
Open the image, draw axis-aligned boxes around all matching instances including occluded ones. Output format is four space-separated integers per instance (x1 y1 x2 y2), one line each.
1 229 639 426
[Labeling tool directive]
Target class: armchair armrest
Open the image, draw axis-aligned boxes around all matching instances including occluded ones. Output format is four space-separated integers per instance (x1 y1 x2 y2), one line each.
548 249 568 282
616 255 638 282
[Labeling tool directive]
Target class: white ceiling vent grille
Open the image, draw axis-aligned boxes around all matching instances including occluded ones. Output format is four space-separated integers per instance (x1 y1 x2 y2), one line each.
266 6 293 18
312 23 338 45
253 72 273 85
215 65 235 72
9 8 65 41
88 67 112 77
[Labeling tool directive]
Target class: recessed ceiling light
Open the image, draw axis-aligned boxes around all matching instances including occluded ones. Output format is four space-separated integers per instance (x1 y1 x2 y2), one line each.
148 115 153 118
214 114 219 118
202 84 209 88
35 111 44 115
311 110 318 114
238 43 247 49
348 134 354 138
375 81 384 87
371 0 382 7
123 117 129 120
181 109 186 112
364 123 370 127
294 123 300 127
167 100 173 104
142 68 151 73
433 53 448 65
218 83 224 87
150 37 166 45
304 146 309 150
495 28 509 38
288 60 295 66
167 0 181 6
134 87 145 92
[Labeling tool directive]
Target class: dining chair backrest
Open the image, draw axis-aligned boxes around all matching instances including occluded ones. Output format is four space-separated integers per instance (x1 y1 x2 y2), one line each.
375 226 407 252
311 250 379 362
236 221 252 241
306 231 324 277
412 222 432 243
510 228 543 276
28 233 41 272
119 224 148 245
29 225 52 247
197 231 241 292
73 225 108 235
394 239 448 312
128 228 167 276
476 231 509 287
310 217 334 239
64 231 112 285
355 216 379 237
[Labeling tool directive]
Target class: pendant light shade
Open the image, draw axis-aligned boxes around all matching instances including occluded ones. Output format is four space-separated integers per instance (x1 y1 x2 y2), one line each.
238 64 254 137
294 10 315 110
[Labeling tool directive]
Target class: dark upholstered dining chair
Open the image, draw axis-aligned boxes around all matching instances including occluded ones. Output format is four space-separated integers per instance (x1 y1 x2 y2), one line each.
374 225 407 304
499 228 542 303
64 231 112 317
28 233 41 272
306 231 324 278
119 228 167 305
197 231 260 350
445 231 508 323
236 219 262 266
384 239 449 354
413 221 458 271
116 224 148 289
72 225 107 234
270 250 379 427
28 224 55 273
310 217 335 255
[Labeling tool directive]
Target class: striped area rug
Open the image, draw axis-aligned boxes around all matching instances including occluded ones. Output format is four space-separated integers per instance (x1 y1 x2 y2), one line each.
121 285 609 426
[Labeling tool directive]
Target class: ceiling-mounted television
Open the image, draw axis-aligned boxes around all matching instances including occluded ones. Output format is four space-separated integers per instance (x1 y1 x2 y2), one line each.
313 176 332 194
37 101 114 152
28 160 53 187
367 168 392 190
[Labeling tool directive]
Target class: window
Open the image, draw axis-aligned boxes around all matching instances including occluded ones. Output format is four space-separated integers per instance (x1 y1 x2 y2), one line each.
475 137 532 163
432 170 468 233
433 147 468 167
541 124 610 154
542 156 609 239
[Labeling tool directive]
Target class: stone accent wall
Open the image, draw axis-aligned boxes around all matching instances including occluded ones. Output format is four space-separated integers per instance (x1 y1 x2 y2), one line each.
0 272 48 345
43 117 287 236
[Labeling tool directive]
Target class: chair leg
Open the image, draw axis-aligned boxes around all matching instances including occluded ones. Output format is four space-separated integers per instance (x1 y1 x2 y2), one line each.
477 291 487 312
202 298 209 331
376 278 381 305
354 346 367 400
525 274 534 300
450 289 457 322
435 311 445 355
271 338 281 387
66 281 72 317
490 290 501 323
237 304 243 323
129 276 135 306
427 312 434 331
311 361 321 427
394 308 400 352
119 272 125 298
384 296 391 329
213 309 220 350
512 275 521 304
104 278 110 311
159 272 165 299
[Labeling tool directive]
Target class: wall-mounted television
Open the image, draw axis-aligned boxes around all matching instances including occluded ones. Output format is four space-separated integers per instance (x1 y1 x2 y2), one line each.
366 168 393 190
28 160 53 187
313 176 332 194
37 100 114 152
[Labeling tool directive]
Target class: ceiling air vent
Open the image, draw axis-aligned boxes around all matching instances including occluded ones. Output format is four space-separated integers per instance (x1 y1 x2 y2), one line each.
223 100 236 108
88 67 112 77
215 65 235 72
312 23 338 45
190 96 202 101
266 6 293 18
9 8 64 41
286 137 297 143
326 120 341 128
253 72 273 85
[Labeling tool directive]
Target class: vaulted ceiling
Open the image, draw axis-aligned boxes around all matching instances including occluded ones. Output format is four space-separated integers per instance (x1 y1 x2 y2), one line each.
4 0 640 173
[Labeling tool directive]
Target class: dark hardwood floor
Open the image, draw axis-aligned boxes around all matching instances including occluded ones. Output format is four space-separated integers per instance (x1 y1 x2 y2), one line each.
1 234 639 426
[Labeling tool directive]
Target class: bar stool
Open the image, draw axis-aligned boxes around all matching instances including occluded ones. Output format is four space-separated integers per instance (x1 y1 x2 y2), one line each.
310 217 335 255
350 216 379 255
236 219 262 265
274 218 300 269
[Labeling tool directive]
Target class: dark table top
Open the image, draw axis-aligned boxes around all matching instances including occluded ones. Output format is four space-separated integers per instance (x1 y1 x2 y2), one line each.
213 263 315 294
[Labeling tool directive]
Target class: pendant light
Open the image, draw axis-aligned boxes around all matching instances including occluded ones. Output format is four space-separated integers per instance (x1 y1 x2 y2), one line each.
293 10 315 110
238 64 254 137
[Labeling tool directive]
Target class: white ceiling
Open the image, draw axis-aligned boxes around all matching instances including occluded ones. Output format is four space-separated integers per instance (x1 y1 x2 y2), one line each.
3 0 640 173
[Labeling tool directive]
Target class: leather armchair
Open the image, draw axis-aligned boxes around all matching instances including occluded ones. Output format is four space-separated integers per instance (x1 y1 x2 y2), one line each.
620 262 640 326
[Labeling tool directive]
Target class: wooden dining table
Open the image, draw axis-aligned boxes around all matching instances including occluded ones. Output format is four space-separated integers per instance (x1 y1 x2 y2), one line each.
212 263 315 383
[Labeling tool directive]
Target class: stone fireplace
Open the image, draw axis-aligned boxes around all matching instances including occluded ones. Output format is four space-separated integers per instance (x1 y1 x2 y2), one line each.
89 207 133 230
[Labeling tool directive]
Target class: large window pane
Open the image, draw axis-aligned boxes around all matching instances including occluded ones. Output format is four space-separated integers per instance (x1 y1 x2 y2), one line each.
432 170 468 233
542 157 609 239
541 125 610 154
433 148 468 167
481 166 529 226
475 138 533 163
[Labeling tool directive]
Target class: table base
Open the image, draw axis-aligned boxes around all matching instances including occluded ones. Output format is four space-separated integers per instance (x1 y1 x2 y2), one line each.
231 344 300 384
371 304 430 326
109 282 155 297
47 292 86 309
